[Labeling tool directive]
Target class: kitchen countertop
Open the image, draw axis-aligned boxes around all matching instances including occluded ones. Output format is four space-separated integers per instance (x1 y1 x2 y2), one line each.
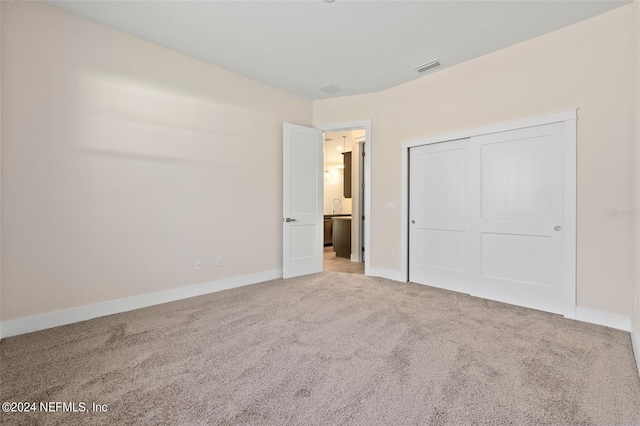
324 214 351 219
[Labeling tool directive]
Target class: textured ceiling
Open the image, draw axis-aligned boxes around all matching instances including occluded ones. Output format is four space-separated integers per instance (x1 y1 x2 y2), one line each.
47 0 629 100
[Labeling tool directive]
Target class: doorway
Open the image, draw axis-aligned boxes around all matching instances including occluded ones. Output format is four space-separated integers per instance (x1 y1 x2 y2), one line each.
322 129 364 274
282 120 371 279
318 120 371 275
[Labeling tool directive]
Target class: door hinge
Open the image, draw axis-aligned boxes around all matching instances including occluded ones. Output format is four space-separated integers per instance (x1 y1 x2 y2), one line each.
362 215 365 220
362 151 365 157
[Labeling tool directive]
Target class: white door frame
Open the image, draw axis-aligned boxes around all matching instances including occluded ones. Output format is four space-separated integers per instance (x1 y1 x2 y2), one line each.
317 120 372 276
351 140 365 263
400 109 577 318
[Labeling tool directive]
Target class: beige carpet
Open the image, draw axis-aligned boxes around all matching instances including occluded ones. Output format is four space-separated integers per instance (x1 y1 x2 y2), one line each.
1 272 639 425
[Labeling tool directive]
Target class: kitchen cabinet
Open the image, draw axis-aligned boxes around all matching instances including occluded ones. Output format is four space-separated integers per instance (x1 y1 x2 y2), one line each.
332 217 351 259
324 219 332 246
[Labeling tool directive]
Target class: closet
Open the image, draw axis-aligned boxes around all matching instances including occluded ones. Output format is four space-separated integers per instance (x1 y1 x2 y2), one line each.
405 112 576 317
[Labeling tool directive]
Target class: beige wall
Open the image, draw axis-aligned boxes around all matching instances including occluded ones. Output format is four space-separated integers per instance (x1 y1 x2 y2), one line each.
0 3 3 332
1 2 311 321
633 0 640 340
314 5 636 316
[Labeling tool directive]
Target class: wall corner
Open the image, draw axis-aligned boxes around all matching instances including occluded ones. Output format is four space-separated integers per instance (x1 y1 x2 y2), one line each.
632 0 640 374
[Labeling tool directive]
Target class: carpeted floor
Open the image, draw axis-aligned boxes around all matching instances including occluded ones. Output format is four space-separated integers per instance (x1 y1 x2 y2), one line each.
1 272 639 425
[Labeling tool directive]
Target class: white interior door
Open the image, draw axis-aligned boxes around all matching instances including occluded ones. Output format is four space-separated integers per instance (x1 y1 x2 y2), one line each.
409 139 471 293
283 123 323 279
409 122 570 316
469 122 567 314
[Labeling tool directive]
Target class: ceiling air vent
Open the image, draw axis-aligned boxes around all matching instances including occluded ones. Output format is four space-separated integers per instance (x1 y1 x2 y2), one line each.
415 60 441 74
319 84 344 95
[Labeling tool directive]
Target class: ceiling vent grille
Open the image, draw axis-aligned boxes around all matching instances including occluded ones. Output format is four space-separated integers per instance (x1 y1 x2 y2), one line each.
319 84 344 94
415 60 441 73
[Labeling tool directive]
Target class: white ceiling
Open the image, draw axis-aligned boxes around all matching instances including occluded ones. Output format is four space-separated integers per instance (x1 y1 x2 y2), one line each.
47 0 629 100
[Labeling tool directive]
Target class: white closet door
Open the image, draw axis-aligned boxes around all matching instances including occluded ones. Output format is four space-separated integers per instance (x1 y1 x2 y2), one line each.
409 139 471 294
469 122 567 315
409 122 570 316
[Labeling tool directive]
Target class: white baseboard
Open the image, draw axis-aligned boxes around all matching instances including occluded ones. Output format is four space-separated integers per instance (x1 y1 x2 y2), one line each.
574 306 632 332
0 269 282 339
368 267 404 282
631 321 640 379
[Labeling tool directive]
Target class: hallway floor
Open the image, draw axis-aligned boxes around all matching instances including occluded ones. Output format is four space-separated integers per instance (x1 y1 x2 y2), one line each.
323 246 364 274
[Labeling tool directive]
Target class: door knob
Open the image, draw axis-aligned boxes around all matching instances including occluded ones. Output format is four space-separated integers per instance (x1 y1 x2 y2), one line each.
554 226 561 231
411 220 415 224
285 218 296 223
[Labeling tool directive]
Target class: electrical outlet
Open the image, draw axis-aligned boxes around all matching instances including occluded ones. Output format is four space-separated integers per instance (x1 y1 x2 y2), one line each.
216 256 223 267
391 250 397 259
386 202 396 210
194 259 202 270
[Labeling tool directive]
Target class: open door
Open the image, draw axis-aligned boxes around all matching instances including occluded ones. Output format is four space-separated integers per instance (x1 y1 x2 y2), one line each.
283 123 324 278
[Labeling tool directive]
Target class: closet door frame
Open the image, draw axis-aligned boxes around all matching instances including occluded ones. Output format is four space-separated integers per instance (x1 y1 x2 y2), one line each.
400 109 577 319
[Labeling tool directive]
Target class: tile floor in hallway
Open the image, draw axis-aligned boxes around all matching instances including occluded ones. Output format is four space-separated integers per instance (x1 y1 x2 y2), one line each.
323 246 364 274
